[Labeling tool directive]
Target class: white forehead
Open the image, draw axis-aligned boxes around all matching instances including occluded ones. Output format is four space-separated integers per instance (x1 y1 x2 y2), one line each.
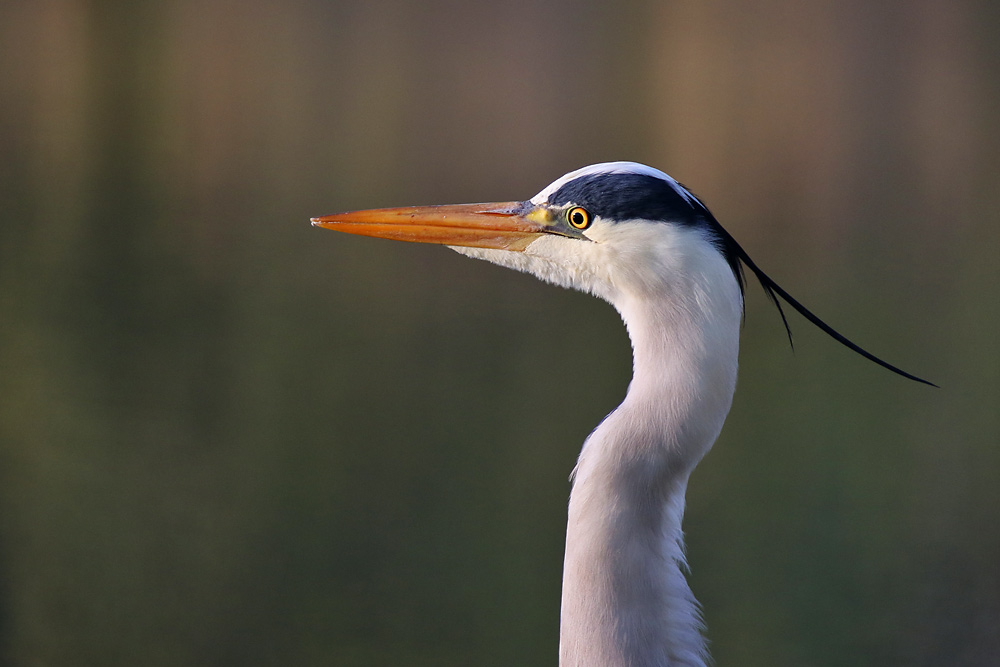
530 161 697 206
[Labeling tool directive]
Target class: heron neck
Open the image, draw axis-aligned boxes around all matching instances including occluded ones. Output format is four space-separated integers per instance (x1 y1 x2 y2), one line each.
559 282 740 667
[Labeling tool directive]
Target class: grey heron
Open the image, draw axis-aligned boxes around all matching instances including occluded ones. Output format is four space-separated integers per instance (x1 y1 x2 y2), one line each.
312 162 933 666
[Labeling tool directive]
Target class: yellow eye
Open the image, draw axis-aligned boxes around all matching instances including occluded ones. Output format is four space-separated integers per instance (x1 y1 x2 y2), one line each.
567 206 591 230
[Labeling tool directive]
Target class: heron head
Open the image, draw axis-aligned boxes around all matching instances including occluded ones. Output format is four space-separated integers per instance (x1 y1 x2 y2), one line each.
312 162 743 305
313 161 935 385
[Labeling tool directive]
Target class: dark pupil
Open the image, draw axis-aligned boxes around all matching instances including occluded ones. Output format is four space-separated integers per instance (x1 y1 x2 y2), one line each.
572 210 585 226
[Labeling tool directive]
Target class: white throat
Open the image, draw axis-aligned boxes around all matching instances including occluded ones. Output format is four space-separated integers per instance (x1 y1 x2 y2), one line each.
559 276 740 667
453 214 742 666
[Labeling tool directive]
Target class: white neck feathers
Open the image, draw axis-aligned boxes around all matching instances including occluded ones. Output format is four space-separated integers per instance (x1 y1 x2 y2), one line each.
558 228 741 667
453 215 742 666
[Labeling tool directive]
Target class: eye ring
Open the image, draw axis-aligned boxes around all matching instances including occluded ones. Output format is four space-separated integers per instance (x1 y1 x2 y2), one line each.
567 206 592 230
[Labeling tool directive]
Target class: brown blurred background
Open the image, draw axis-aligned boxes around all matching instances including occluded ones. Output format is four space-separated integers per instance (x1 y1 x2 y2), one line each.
1 1 998 665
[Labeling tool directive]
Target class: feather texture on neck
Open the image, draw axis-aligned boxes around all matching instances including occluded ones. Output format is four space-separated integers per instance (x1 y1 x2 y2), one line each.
557 224 741 667
455 217 742 666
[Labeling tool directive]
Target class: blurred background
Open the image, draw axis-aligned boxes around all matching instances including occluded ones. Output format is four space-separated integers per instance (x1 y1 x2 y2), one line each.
1 1 998 665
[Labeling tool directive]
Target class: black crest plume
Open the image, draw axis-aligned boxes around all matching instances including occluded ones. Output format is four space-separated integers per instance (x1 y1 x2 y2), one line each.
667 183 936 388
708 218 937 387
550 169 935 387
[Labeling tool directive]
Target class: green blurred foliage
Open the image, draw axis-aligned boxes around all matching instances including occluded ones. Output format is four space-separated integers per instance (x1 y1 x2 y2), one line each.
1 1 998 665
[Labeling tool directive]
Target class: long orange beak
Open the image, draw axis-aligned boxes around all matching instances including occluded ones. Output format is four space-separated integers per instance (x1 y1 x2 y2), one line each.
311 201 549 251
